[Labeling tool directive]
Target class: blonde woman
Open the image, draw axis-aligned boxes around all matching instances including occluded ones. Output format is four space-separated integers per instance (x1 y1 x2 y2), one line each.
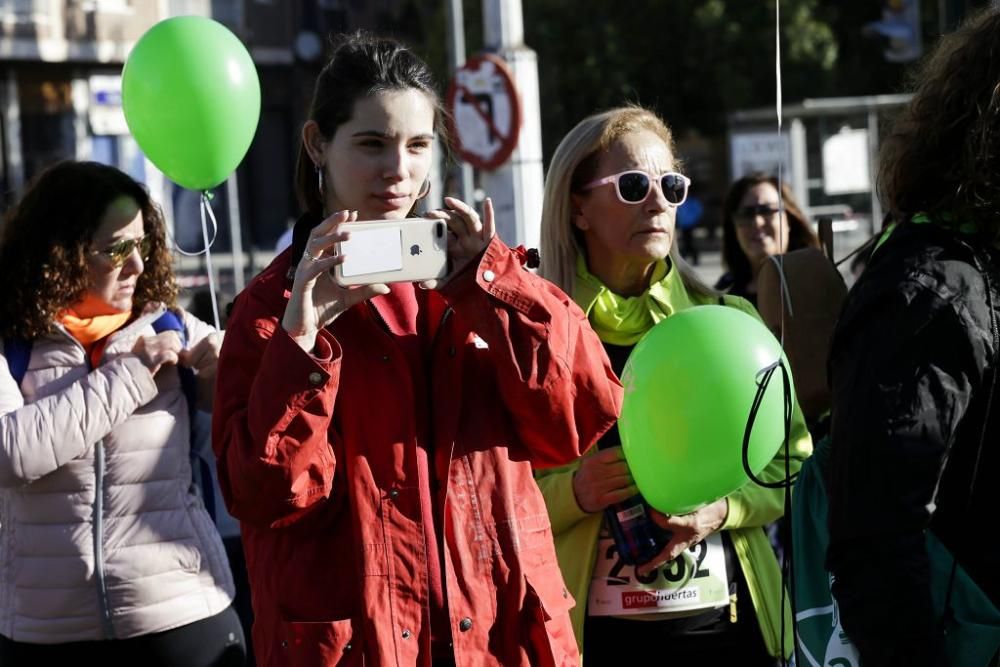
536 106 812 664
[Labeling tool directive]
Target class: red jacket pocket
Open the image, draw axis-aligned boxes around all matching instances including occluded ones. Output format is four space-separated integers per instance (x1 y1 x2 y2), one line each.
524 568 579 667
276 618 363 666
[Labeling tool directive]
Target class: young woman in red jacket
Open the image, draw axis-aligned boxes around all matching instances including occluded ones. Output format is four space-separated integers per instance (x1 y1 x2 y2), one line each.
212 33 621 667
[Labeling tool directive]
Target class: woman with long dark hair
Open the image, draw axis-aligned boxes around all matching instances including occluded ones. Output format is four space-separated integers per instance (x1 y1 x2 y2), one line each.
212 33 620 666
717 173 819 306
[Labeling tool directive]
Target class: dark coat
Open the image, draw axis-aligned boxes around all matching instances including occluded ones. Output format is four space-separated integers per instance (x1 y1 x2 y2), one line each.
827 221 1000 666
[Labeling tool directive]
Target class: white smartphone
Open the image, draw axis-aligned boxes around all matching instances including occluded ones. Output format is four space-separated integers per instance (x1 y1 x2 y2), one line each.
332 218 449 286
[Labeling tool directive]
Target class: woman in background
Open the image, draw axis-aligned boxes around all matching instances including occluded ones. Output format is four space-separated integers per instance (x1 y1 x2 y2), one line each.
717 173 819 306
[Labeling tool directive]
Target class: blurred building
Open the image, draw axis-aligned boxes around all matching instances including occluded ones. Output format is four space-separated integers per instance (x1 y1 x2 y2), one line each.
0 0 429 291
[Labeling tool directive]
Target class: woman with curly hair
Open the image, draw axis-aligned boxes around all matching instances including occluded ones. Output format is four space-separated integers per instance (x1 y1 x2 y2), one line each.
826 7 1000 665
0 161 244 666
716 173 819 306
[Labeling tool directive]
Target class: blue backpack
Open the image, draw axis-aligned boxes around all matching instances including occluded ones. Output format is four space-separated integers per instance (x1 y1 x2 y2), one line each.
4 310 216 520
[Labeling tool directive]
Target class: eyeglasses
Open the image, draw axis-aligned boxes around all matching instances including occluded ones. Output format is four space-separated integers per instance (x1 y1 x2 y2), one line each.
581 170 691 206
93 235 152 267
734 205 782 225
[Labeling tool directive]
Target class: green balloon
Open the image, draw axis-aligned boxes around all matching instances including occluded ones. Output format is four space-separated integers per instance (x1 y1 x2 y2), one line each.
122 16 261 191
619 305 791 515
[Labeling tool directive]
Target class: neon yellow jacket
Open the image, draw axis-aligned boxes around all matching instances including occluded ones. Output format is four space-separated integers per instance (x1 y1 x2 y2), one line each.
535 264 813 661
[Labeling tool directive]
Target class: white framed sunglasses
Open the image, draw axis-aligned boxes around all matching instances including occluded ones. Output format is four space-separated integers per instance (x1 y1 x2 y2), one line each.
581 170 691 206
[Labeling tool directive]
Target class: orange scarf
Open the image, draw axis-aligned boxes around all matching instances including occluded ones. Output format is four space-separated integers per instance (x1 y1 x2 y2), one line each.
59 294 132 367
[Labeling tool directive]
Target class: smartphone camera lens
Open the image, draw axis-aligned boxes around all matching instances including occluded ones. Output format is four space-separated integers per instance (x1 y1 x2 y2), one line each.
435 221 445 239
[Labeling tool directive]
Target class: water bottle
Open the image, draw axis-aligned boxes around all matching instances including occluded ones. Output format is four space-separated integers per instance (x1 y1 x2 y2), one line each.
591 387 672 566
604 492 673 566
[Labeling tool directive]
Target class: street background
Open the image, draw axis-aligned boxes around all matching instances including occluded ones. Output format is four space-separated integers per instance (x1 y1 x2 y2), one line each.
0 0 991 307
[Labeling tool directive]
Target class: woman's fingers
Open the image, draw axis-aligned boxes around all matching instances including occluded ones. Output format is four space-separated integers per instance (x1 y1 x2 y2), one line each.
179 335 214 369
592 446 627 464
604 484 640 506
300 210 355 264
601 461 632 479
443 196 482 237
302 231 349 264
314 209 352 236
482 197 496 241
433 209 469 239
296 255 344 288
344 283 390 307
133 334 182 374
636 539 686 578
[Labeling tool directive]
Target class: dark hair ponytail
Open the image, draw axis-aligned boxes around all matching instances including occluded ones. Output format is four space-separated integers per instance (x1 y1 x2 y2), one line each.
294 32 448 215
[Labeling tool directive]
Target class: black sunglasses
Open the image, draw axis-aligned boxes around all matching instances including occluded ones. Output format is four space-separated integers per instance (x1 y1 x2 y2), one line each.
734 204 781 225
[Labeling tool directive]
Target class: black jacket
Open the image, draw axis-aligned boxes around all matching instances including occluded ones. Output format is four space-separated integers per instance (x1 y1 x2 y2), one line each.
827 221 1000 666
714 271 757 308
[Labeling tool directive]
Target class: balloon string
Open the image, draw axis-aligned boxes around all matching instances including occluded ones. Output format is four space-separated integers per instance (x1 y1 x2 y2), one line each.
199 193 222 330
741 359 797 489
743 355 798 667
774 0 788 352
170 193 219 257
768 6 797 665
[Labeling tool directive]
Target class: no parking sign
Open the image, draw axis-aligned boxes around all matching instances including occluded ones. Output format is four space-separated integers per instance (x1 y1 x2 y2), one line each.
446 54 522 171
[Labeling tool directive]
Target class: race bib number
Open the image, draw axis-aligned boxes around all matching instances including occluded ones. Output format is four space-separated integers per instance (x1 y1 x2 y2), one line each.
588 529 729 617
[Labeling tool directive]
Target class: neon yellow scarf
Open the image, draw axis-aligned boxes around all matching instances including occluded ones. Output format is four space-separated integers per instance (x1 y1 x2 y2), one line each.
574 254 693 346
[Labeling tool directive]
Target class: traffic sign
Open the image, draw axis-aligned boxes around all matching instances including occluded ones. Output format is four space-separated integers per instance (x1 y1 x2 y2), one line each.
446 54 522 171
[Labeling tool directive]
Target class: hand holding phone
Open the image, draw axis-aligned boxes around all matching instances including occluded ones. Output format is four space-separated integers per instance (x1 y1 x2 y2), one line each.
282 210 390 352
423 197 496 287
332 218 449 286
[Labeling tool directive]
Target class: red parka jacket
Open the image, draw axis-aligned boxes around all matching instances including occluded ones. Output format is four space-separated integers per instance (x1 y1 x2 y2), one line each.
212 234 621 666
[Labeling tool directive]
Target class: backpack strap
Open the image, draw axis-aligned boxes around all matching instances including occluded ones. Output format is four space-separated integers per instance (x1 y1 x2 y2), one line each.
4 337 33 387
151 310 216 522
151 309 188 346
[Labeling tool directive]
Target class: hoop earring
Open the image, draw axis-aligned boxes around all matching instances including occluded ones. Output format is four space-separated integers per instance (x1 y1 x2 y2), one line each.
417 179 430 200
315 164 325 197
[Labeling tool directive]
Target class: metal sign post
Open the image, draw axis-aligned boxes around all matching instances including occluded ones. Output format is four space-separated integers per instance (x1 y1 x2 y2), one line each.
446 0 542 251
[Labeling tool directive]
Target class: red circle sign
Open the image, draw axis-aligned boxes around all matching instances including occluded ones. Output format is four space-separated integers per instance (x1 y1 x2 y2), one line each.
445 54 522 171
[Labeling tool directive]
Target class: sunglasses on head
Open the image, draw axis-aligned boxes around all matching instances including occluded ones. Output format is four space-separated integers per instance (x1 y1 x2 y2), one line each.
94 235 152 267
581 170 691 206
734 204 782 225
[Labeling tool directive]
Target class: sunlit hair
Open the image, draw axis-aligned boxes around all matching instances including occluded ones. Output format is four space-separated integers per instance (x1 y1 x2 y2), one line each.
721 173 819 288
879 7 1000 238
0 161 176 340
539 105 715 299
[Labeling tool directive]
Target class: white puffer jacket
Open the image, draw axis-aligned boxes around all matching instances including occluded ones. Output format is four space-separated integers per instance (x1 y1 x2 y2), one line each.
0 305 234 644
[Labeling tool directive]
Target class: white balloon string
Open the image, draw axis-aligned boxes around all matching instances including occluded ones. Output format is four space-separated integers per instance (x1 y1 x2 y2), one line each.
170 194 218 257
776 0 787 351
199 193 222 330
